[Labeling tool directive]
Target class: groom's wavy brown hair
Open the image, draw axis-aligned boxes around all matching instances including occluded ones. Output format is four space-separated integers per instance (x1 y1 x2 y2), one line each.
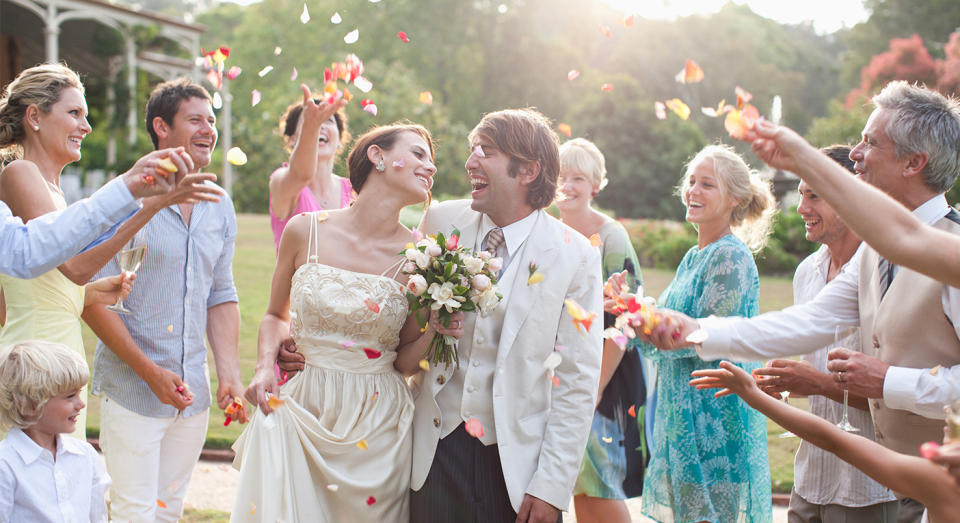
468 108 560 209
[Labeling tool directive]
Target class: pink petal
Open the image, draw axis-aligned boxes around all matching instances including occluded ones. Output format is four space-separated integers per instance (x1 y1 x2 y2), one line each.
291 67 298 81
363 103 378 116
567 70 580 81
393 158 405 168
225 66 242 80
251 90 261 107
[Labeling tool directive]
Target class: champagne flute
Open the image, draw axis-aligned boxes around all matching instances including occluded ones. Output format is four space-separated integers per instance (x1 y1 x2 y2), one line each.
834 325 860 433
106 228 147 314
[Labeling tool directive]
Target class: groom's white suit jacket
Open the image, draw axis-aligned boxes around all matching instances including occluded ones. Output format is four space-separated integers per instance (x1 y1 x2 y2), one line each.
411 199 603 512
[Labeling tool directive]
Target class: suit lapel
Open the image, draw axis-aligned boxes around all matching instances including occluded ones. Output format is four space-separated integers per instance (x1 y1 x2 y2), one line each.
497 211 558 361
445 206 482 253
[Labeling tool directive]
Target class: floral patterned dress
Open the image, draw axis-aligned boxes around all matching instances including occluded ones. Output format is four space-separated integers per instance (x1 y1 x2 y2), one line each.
638 234 771 523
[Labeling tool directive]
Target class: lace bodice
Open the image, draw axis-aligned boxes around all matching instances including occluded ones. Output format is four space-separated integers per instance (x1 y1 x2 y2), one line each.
289 263 409 372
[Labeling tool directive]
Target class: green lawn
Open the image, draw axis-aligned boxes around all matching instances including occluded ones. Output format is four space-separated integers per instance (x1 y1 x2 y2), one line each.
81 212 801 491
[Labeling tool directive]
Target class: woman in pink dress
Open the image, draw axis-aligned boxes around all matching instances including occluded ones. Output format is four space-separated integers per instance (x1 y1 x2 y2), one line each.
269 85 355 249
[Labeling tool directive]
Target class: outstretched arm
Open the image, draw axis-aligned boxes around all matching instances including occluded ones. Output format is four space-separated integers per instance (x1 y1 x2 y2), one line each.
747 119 960 288
691 362 957 508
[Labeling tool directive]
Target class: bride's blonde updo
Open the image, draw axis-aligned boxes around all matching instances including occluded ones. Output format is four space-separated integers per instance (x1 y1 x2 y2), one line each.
0 63 84 165
677 144 776 252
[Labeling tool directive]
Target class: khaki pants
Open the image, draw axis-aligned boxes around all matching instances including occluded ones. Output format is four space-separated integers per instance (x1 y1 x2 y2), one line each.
788 488 898 523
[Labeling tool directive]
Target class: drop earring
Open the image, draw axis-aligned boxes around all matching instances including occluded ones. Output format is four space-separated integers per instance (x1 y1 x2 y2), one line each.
376 159 386 172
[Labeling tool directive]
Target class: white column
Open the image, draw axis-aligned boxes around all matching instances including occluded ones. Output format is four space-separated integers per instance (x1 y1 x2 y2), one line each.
125 34 137 145
106 57 121 171
43 1 59 62
221 81 233 196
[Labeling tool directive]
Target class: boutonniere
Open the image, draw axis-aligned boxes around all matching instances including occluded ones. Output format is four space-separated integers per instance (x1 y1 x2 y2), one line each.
527 260 545 285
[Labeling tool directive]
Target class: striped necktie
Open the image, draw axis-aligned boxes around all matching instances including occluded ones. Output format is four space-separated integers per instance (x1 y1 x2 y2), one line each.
484 227 504 257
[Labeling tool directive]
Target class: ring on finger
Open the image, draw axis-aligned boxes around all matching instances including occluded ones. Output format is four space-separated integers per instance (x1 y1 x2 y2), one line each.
838 371 846 382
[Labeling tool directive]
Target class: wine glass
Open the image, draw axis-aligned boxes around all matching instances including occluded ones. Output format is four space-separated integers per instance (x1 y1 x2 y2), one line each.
106 228 148 314
834 325 860 433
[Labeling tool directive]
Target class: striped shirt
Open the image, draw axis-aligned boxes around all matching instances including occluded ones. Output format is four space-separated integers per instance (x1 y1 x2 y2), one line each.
92 188 238 418
792 244 896 506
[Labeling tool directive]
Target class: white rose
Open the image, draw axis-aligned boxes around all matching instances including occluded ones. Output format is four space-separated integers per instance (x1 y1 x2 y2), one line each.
463 256 484 274
478 251 492 261
402 261 416 274
471 273 491 292
416 237 436 249
426 244 442 257
415 250 431 270
405 248 420 261
407 274 428 296
487 257 503 274
477 287 500 314
429 281 460 311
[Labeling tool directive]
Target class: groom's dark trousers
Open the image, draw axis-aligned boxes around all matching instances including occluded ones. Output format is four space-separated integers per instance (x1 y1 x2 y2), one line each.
409 423 562 522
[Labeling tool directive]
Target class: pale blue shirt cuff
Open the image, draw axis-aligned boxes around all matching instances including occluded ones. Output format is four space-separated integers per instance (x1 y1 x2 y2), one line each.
883 366 925 413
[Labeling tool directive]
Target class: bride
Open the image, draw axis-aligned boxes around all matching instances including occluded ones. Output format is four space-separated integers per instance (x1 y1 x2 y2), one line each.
232 92 462 522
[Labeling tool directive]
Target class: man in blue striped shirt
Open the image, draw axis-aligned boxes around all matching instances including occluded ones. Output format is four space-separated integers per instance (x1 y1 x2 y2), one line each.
83 78 247 522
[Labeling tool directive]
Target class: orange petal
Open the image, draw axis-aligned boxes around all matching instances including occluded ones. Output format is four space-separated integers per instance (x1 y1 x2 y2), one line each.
675 59 704 84
365 299 380 313
267 396 285 409
621 14 635 27
157 500 167 508
557 123 572 137
589 233 603 247
724 104 760 140
419 91 433 105
465 417 484 438
628 405 636 418
665 98 691 120
601 83 613 92
356 439 369 450
735 86 753 109
598 24 612 38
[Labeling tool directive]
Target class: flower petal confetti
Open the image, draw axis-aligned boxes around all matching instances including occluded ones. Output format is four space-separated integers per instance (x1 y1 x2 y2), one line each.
398 31 410 43
225 66 241 80
628 405 637 418
472 145 485 158
300 3 310 23
353 76 373 93
675 59 705 84
419 91 433 105
465 417 485 438
621 14 635 27
365 299 380 313
567 70 580 81
327 484 339 492
356 440 369 450
363 103 378 116
258 66 273 77
393 158 405 168
527 272 545 285
724 104 760 140
344 28 359 44
251 89 261 107
316 211 329 223
212 92 223 109
341 340 356 348
930 364 942 375
291 67 298 81
589 233 603 247
598 24 612 38
363 348 382 359
331 12 342 24
665 98 691 120
543 351 562 372
601 83 613 92
274 47 282 56
654 101 667 120
366 496 377 505
602 436 613 443
565 299 597 334
267 395 286 409
551 374 560 387
920 440 941 459
735 86 753 108
227 147 248 166
602 327 628 350
564 229 571 243
557 123 572 137
157 500 167 508
250 502 256 514
701 99 729 118
419 359 430 371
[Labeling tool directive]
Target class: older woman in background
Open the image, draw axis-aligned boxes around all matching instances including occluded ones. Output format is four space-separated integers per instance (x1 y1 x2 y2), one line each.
556 138 648 523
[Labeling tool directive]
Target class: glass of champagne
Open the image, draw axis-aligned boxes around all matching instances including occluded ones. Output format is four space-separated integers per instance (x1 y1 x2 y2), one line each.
835 325 860 433
106 228 147 314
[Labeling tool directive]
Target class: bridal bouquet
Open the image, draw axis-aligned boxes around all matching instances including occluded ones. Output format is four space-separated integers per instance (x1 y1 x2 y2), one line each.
402 230 503 369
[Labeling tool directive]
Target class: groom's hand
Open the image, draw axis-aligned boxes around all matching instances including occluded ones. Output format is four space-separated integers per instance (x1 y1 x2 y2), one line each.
515 494 559 523
276 337 305 377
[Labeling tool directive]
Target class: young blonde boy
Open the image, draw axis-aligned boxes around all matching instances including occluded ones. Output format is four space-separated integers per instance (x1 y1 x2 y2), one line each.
0 340 110 522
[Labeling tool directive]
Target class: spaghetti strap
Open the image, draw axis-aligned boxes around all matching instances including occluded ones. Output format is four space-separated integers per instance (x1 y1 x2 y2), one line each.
379 257 407 281
306 211 322 263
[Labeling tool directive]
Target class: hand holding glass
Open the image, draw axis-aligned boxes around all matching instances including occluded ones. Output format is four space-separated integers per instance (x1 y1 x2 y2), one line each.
834 325 860 433
106 229 147 314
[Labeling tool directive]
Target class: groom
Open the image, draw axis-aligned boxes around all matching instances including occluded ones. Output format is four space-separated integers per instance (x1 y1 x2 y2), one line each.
408 108 603 522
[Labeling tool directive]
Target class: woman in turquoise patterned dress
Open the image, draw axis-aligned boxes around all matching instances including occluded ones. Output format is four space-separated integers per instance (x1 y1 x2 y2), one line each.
637 144 775 522
557 138 649 523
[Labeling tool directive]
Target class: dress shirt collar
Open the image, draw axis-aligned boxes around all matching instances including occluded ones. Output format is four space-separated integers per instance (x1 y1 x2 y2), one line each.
479 210 538 258
5 428 81 464
913 194 950 224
